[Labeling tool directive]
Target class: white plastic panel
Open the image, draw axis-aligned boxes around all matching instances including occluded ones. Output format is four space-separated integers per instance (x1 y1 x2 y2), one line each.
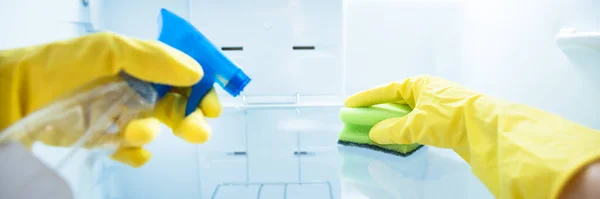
192 0 343 97
203 112 247 153
247 110 299 182
288 0 342 50
198 113 248 199
189 0 259 47
288 107 342 199
98 0 189 39
0 0 84 49
344 0 463 94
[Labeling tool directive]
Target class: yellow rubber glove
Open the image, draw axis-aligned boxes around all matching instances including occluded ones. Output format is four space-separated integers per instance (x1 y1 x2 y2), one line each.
0 32 222 168
345 75 600 199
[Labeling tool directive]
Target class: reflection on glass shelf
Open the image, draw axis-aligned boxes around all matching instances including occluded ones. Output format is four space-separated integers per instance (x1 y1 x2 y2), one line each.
197 144 494 199
338 145 489 199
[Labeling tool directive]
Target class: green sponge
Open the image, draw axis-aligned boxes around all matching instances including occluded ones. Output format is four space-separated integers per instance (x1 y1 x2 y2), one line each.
338 103 424 156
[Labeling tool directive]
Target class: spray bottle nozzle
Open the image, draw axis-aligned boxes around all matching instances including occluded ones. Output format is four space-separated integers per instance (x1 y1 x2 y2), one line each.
154 8 251 115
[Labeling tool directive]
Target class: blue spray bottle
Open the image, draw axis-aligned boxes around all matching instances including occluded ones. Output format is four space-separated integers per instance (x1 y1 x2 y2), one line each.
153 8 251 115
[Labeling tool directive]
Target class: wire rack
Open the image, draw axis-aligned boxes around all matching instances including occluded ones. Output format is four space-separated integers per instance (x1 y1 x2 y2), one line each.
210 181 334 199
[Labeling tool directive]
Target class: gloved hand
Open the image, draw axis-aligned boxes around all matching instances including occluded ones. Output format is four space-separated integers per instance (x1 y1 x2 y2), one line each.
0 32 222 167
345 75 600 199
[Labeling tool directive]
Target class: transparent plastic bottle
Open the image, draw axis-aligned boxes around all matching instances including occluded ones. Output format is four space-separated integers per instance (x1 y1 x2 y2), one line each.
0 73 156 199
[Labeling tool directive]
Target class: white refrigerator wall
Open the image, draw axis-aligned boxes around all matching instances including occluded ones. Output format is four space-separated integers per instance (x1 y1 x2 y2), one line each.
0 0 85 48
345 0 463 94
348 0 600 129
459 0 600 128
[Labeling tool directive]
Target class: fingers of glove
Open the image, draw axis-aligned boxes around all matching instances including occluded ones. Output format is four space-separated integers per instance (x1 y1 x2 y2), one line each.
173 109 212 144
152 92 213 144
121 117 162 147
171 87 222 118
153 93 186 129
369 108 467 148
115 38 203 86
345 75 431 108
108 118 162 168
39 32 203 87
199 89 222 118
110 147 152 168
31 118 159 168
177 88 221 142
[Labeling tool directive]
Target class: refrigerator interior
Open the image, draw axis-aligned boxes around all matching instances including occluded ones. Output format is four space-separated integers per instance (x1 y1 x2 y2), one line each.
1 0 599 198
